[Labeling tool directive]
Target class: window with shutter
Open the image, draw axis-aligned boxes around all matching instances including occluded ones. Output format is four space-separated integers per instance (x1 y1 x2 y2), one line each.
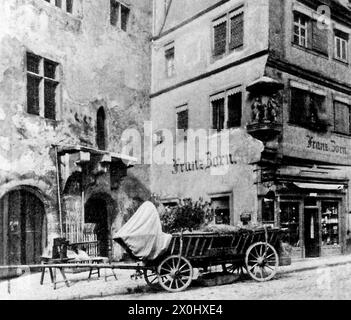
227 92 242 128
334 101 350 135
312 20 328 55
213 21 227 56
229 13 243 50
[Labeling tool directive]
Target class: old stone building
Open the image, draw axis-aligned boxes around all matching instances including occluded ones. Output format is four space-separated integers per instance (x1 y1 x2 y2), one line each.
150 0 351 259
0 0 152 265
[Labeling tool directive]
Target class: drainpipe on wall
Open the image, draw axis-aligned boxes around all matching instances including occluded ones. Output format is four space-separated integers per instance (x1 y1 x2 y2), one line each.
54 145 63 238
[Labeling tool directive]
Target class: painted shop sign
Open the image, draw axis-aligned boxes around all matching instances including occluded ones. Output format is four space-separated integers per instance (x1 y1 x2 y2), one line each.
172 152 237 174
306 135 348 155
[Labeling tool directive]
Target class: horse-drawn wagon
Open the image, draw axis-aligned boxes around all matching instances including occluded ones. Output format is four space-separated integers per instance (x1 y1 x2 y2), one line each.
114 202 287 292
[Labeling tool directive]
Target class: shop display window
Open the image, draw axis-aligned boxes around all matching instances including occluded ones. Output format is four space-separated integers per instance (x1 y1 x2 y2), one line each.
321 202 339 246
280 202 300 247
262 198 275 224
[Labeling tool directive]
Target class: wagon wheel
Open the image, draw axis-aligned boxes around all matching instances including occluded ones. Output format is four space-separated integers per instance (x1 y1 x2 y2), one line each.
157 255 193 292
245 242 278 282
222 263 245 280
144 268 160 289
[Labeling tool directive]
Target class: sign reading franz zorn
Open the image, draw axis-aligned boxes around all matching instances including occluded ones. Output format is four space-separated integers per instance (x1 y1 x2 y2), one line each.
172 152 237 174
306 135 348 155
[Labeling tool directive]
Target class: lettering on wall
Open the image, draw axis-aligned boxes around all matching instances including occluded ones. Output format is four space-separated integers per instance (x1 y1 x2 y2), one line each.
306 135 348 155
172 152 237 174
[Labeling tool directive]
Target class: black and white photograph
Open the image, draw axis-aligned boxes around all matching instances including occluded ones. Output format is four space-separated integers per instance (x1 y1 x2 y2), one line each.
0 0 351 306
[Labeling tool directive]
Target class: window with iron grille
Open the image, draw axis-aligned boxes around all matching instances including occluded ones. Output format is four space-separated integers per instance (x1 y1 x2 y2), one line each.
334 101 351 135
212 7 244 58
110 0 130 31
26 52 59 120
211 89 242 131
334 30 349 62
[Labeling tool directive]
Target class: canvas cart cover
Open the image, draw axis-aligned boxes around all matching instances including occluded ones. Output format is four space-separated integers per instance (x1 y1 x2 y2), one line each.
114 201 172 261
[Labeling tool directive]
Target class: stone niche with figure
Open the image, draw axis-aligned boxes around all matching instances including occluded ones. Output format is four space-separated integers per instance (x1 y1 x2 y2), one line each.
246 76 284 143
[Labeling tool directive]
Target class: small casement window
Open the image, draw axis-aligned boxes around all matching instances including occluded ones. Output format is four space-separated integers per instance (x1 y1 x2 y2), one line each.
165 46 175 78
334 101 351 135
212 7 244 58
26 52 59 120
211 88 242 131
110 0 130 31
96 107 107 150
293 12 329 56
293 12 308 47
290 87 325 128
44 0 74 14
176 106 189 132
211 196 230 225
334 30 349 62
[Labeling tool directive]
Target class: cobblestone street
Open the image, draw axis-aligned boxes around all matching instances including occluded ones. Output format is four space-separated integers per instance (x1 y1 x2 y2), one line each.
1 256 351 300
98 263 351 300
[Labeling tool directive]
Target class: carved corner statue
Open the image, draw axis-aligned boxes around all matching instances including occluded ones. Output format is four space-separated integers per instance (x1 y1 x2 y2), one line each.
251 94 280 124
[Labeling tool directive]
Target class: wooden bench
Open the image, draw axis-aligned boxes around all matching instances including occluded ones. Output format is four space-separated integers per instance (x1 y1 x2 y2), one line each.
67 241 117 281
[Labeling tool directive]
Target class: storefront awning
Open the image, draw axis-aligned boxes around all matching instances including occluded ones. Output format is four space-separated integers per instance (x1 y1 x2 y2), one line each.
293 182 345 191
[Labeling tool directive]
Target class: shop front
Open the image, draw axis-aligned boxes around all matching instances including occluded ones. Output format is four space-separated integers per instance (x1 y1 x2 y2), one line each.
260 169 349 259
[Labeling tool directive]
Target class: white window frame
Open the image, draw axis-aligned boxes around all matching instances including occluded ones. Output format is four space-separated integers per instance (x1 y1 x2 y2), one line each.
334 34 348 62
293 13 308 48
26 52 61 120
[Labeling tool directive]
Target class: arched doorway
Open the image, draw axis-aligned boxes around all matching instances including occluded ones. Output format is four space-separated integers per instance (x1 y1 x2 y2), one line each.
96 107 106 150
0 189 46 265
85 197 109 257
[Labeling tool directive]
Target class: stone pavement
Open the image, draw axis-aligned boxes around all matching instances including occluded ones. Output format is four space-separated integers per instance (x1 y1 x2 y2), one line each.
1 254 351 300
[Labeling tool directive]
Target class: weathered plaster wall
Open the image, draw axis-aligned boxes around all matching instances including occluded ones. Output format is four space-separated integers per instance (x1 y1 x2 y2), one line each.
151 0 269 94
0 0 152 256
